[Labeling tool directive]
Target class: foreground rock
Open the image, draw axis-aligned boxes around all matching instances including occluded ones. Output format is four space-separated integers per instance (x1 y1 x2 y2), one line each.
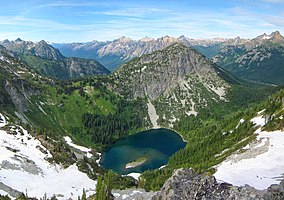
152 168 284 200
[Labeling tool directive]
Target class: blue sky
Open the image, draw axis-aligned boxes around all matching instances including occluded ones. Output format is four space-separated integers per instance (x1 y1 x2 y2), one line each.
0 0 283 42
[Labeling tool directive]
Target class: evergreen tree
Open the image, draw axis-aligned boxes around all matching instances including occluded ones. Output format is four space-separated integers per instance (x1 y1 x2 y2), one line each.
81 189 86 200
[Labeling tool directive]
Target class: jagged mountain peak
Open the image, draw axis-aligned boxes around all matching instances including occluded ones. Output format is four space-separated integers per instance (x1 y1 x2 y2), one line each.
116 36 133 43
268 30 284 43
253 31 283 42
139 36 155 42
157 35 178 43
254 33 270 40
15 38 23 42
37 39 48 45
270 30 281 37
178 35 188 40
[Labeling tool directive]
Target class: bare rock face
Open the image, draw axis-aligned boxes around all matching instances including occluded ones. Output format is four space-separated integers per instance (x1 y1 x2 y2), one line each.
263 181 284 200
152 168 284 200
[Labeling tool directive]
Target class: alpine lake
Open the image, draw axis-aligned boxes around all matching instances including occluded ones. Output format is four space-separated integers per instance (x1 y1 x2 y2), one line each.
100 128 186 175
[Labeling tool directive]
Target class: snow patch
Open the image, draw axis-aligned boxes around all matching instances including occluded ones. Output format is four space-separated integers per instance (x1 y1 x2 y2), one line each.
141 66 147 72
124 173 141 180
159 165 166 170
0 116 96 199
64 136 93 158
215 114 284 190
185 111 198 117
235 118 245 129
251 115 266 127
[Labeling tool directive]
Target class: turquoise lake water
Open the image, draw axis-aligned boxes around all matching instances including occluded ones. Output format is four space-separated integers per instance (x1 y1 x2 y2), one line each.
100 128 186 175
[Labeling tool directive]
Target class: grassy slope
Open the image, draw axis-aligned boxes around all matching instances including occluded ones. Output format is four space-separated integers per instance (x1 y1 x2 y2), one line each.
24 77 150 149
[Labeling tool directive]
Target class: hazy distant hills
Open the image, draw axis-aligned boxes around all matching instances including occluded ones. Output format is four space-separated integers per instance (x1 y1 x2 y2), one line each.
0 39 110 80
54 31 284 85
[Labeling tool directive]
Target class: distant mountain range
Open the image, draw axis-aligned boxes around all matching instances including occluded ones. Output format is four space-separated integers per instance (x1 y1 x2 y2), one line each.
0 39 110 80
53 31 284 85
212 31 284 85
52 35 227 71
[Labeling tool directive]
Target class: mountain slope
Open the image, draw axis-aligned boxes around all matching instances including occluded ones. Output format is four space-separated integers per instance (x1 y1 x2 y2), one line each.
0 45 138 198
110 43 229 126
213 31 284 85
1 39 110 80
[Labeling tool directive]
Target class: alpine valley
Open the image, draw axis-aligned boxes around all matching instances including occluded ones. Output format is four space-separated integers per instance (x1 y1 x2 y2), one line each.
0 32 284 200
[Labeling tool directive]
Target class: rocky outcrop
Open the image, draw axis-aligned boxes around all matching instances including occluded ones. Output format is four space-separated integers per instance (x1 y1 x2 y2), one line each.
264 181 284 200
4 80 30 113
152 168 284 200
0 182 22 198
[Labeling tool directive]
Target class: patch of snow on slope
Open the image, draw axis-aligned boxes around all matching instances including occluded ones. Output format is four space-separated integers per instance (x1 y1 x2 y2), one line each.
0 114 96 199
64 136 93 158
124 173 141 180
235 118 245 129
251 115 266 127
214 114 284 190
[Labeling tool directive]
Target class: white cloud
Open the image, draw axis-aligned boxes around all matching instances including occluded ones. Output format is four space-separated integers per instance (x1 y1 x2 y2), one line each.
74 8 170 17
261 0 284 3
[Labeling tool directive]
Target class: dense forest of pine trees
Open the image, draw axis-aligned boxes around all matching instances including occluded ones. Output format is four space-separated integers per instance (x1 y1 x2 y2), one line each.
82 99 148 145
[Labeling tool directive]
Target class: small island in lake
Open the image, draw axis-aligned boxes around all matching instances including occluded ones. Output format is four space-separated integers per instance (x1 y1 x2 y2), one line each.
125 155 148 169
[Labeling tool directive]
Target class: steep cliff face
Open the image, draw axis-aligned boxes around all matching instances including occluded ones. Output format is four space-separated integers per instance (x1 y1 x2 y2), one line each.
1 39 110 80
0 45 40 122
111 43 229 126
152 168 284 200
